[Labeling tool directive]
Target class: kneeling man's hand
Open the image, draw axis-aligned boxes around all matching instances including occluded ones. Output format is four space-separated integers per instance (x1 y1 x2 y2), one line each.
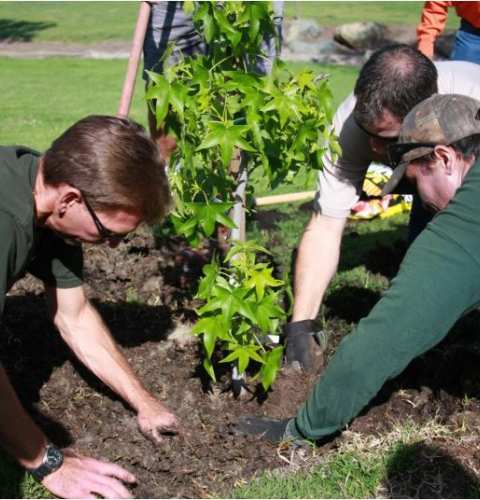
42 449 136 499
137 396 178 444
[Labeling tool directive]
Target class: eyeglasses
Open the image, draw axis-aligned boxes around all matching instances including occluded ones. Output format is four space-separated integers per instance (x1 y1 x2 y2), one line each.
82 194 127 244
387 142 438 168
354 117 399 143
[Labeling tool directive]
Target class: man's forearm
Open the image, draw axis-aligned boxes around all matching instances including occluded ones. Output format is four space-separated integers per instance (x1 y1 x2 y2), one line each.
55 301 151 412
48 285 177 443
295 213 480 440
292 213 346 321
0 364 47 469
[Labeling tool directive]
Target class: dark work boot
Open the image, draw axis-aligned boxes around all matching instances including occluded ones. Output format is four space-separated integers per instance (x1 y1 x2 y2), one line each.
234 416 311 446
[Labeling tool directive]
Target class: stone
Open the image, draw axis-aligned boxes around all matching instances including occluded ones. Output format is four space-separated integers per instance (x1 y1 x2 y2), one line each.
287 39 327 58
284 18 324 45
334 22 387 50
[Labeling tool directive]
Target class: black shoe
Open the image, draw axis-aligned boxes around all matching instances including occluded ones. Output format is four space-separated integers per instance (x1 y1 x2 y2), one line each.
235 416 293 443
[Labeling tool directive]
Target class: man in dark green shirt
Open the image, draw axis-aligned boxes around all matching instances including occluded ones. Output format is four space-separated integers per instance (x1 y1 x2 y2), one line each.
1 116 175 498
237 94 480 445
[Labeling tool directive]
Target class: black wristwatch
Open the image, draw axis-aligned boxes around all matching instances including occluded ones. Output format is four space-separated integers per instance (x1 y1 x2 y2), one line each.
26 443 64 481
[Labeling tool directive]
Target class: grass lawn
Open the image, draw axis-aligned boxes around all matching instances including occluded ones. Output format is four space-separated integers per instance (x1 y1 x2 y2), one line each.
286 1 457 30
1 57 357 154
232 418 480 498
0 1 139 43
0 455 51 499
1 57 149 150
0 1 457 44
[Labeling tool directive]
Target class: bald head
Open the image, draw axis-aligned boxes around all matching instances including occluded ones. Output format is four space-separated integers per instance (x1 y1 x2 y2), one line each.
353 44 438 129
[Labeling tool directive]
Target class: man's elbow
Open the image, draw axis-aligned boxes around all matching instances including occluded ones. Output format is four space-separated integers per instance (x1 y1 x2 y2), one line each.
307 212 347 238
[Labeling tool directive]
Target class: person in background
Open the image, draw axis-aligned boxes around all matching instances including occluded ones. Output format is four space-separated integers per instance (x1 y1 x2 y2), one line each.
142 1 284 160
417 1 480 63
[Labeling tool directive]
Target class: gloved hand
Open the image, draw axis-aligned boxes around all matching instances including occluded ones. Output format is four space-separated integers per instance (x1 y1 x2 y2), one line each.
284 320 327 373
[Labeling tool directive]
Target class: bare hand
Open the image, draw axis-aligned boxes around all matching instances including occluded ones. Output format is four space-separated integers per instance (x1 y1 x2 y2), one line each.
137 396 178 444
42 449 136 499
156 134 177 162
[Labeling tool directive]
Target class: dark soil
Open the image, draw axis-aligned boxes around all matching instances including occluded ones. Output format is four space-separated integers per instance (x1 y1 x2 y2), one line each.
3 225 480 498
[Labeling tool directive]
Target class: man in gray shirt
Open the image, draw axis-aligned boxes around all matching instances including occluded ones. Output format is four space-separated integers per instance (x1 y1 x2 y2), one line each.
286 44 480 372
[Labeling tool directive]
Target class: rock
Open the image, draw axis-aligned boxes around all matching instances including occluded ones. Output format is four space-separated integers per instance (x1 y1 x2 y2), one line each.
334 22 387 50
284 18 324 45
286 39 335 59
282 39 366 66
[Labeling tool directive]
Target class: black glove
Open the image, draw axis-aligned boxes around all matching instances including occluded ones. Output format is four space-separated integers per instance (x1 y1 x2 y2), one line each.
284 320 326 372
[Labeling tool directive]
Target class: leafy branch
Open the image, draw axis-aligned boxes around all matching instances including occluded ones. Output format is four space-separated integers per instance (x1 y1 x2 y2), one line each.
193 242 285 390
145 1 338 390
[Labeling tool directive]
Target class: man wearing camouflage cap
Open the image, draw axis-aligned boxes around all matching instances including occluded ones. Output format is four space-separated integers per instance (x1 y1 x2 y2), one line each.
237 94 480 444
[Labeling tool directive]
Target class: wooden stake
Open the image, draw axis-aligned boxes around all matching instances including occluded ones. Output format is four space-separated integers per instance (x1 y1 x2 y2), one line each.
118 1 151 118
255 190 316 207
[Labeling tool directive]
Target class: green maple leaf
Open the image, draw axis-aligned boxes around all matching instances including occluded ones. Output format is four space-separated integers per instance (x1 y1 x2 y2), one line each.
145 73 170 124
254 292 285 332
296 70 316 91
197 286 256 324
183 202 235 238
245 264 283 300
197 122 256 167
260 346 283 390
213 7 241 47
261 89 301 129
196 261 220 299
203 357 216 382
192 315 230 358
219 347 252 375
169 82 188 121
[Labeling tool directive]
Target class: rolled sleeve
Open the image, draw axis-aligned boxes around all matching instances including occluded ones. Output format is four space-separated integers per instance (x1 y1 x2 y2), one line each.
28 230 83 289
315 94 372 218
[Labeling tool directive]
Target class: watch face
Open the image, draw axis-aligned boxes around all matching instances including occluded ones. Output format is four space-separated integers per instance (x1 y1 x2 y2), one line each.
46 446 64 469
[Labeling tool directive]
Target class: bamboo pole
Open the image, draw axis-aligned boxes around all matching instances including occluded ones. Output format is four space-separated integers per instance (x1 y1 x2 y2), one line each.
255 190 316 207
229 150 248 397
118 1 151 118
230 167 248 242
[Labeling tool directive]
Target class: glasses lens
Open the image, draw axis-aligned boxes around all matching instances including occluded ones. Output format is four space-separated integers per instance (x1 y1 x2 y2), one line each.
82 194 126 243
388 143 405 168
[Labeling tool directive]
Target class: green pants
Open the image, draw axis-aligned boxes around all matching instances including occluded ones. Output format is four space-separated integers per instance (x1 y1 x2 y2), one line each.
294 169 480 440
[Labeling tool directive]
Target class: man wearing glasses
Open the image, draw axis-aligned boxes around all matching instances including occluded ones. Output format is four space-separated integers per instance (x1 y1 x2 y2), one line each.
238 93 480 445
285 44 480 372
0 115 176 498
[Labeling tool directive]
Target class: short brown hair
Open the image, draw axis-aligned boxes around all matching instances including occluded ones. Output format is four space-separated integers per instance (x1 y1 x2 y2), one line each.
354 44 438 128
43 115 172 224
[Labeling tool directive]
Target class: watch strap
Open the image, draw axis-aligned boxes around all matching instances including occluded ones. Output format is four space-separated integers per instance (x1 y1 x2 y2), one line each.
27 443 64 482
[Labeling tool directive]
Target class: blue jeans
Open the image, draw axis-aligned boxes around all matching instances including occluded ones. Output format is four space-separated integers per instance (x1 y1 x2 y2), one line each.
451 19 480 64
143 1 284 79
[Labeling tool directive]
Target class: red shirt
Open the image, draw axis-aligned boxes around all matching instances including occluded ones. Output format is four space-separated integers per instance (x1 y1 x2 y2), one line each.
417 1 480 58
